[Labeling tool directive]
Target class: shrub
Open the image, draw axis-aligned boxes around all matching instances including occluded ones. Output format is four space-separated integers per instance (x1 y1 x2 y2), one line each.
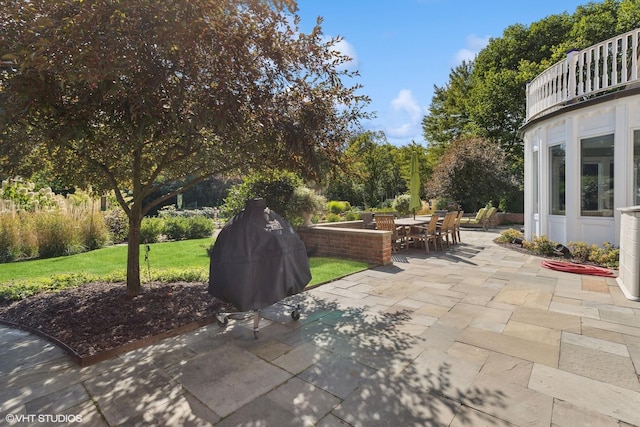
327 200 350 214
567 241 593 263
589 242 619 268
186 216 214 239
104 208 129 243
344 210 360 221
0 213 22 262
496 228 523 244
13 212 38 260
151 267 208 283
78 211 111 250
435 199 462 212
141 217 164 243
221 169 302 219
393 195 411 217
326 213 341 222
164 216 190 240
35 211 82 258
523 234 558 257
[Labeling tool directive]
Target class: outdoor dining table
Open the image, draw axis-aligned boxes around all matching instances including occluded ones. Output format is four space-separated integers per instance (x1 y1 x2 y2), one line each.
393 216 432 227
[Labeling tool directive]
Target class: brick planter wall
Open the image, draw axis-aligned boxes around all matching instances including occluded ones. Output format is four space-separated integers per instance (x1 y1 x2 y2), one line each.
297 225 392 266
494 213 524 226
460 212 524 228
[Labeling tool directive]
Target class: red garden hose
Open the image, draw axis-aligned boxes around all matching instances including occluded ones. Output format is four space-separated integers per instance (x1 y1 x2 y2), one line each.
540 260 617 277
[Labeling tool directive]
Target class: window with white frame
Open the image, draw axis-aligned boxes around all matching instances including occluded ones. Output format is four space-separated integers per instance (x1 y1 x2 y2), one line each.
581 134 614 217
634 130 640 205
533 148 539 214
549 144 565 215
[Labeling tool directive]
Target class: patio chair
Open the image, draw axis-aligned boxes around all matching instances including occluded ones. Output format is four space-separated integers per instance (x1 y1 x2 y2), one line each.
481 206 497 230
375 214 407 252
408 213 440 253
459 208 487 227
436 211 457 249
453 210 464 243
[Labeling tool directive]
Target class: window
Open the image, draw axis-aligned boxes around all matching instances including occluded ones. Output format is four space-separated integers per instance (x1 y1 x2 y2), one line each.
533 149 539 214
634 130 640 205
581 134 614 217
550 144 565 215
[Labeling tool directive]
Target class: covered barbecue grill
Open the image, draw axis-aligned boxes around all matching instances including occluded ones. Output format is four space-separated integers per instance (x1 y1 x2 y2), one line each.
208 198 311 338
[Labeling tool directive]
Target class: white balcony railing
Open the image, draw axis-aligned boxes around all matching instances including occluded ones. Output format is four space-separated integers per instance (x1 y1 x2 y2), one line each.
526 28 640 121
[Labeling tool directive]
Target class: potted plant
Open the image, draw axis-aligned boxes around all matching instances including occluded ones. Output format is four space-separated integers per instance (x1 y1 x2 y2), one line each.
291 186 326 227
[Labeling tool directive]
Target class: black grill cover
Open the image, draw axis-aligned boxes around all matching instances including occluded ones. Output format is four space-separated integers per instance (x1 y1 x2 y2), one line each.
208 198 311 311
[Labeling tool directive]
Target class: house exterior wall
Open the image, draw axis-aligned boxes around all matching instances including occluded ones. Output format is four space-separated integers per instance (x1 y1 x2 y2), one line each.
522 93 640 246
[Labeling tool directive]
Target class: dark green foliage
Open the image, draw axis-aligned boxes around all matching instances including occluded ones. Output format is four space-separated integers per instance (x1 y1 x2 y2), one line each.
344 210 360 221
161 216 214 241
435 197 460 211
143 177 237 215
140 217 164 243
185 216 215 239
325 174 365 208
426 137 515 213
422 61 473 146
221 170 302 219
163 217 190 241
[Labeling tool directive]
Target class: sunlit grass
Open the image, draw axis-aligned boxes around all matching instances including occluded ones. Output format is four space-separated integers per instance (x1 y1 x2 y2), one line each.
0 238 369 299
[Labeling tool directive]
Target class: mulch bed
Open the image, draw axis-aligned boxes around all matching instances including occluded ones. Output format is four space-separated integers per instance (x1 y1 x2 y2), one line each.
0 281 235 363
496 240 618 272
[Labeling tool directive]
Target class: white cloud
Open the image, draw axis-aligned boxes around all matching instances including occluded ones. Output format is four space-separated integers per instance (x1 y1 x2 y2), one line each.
386 123 415 139
382 89 427 142
391 89 423 122
454 34 490 64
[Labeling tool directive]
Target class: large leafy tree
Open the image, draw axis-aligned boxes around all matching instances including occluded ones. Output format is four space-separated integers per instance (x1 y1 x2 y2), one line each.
425 137 515 213
617 0 640 32
469 14 574 165
422 61 473 147
342 131 403 208
0 0 369 295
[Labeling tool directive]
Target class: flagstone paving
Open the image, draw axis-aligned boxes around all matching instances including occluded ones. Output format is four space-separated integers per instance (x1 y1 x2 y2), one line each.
1 229 639 426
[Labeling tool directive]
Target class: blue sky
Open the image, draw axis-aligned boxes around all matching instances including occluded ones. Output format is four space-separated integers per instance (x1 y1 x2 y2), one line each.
295 0 591 147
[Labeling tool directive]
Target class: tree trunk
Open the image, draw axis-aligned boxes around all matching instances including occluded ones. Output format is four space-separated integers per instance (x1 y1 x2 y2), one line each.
126 210 142 296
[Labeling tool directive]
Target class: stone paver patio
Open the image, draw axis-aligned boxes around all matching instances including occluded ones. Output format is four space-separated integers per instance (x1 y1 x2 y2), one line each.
1 229 639 426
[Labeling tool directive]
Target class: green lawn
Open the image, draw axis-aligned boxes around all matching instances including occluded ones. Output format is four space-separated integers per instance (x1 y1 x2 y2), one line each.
0 238 368 289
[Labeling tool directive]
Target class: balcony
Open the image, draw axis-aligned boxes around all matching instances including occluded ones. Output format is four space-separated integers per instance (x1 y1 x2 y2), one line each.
526 28 640 122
